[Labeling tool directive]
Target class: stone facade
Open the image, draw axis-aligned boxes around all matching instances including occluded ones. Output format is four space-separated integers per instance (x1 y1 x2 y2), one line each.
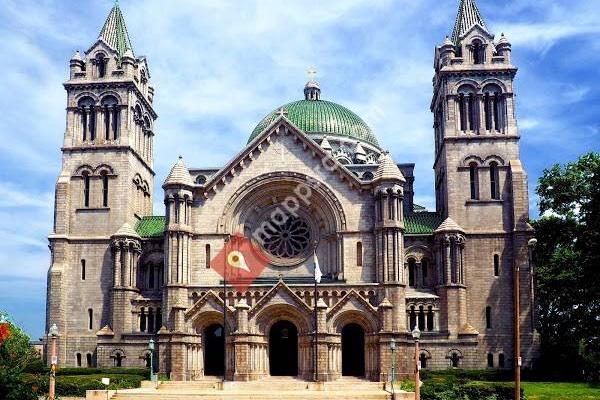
45 0 540 381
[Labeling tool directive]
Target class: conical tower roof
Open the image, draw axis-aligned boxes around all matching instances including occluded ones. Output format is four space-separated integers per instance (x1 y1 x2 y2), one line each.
435 217 465 233
164 156 194 187
451 0 489 44
99 2 133 57
373 152 405 183
112 222 141 238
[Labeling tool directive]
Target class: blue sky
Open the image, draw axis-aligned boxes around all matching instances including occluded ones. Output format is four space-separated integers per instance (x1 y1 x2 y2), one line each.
0 0 598 338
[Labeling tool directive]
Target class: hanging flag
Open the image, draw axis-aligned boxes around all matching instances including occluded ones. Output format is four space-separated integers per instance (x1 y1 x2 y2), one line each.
313 250 322 284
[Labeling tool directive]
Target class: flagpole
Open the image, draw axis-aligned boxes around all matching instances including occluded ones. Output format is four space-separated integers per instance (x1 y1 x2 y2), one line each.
313 246 320 383
314 274 318 382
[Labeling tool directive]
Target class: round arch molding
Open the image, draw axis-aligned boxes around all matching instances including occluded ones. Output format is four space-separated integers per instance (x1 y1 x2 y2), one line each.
217 171 347 234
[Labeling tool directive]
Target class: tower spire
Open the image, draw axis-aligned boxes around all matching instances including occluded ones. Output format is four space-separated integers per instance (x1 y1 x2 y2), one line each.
451 0 489 44
98 1 133 57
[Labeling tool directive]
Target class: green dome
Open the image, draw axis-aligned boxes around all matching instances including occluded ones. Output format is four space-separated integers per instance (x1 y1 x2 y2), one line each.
249 99 380 148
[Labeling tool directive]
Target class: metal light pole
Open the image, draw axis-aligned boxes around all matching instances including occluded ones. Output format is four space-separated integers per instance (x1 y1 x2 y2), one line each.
389 338 396 394
148 339 155 383
412 326 421 400
48 323 59 400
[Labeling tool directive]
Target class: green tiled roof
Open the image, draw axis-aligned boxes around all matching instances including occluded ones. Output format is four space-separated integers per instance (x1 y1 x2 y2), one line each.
99 3 133 57
405 212 444 235
135 216 165 238
249 100 380 148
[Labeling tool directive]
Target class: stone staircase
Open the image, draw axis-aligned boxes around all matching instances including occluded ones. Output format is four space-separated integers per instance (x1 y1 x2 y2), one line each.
88 377 414 400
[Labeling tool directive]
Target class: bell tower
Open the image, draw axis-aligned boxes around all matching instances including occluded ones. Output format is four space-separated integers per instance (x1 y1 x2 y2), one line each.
431 0 522 229
46 2 157 364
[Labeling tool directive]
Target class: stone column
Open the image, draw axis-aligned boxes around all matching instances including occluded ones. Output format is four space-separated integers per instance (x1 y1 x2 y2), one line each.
233 299 251 381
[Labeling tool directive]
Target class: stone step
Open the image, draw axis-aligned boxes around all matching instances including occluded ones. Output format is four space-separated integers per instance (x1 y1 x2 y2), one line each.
111 391 397 400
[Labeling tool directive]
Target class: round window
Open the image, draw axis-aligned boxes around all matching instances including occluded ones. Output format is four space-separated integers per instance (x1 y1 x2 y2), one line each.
253 213 313 266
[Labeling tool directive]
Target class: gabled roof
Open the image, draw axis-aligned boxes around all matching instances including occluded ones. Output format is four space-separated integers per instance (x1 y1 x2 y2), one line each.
135 216 166 238
201 116 366 195
98 2 133 58
451 0 490 44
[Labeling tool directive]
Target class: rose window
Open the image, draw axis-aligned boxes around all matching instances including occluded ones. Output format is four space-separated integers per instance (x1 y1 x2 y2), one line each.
261 216 311 259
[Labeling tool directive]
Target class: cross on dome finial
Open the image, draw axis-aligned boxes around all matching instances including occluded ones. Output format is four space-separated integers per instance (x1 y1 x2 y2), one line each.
307 66 317 83
304 67 321 101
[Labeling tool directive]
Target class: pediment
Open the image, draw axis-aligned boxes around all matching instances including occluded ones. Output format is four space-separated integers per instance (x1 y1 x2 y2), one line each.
85 38 119 60
327 289 378 321
460 24 494 43
201 117 366 198
184 290 233 321
248 280 312 318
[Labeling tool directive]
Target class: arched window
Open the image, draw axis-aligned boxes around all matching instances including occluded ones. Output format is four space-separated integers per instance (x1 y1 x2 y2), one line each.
487 353 494 368
140 307 146 332
450 352 460 368
76 353 82 367
483 85 504 132
86 353 92 367
458 86 478 132
82 172 90 207
174 196 180 223
356 242 363 267
95 53 107 78
493 254 500 276
409 306 417 331
148 308 154 333
418 305 425 331
498 353 505 368
486 306 492 329
472 39 485 64
408 259 416 287
205 244 211 269
114 352 123 367
490 162 500 199
419 352 428 369
87 308 93 330
81 259 86 280
156 308 162 330
469 162 479 200
101 171 109 207
101 96 119 140
427 306 434 331
78 97 95 141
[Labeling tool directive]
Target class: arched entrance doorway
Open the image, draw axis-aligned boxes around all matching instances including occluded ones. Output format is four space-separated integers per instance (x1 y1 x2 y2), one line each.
269 320 298 376
203 324 224 376
342 323 365 377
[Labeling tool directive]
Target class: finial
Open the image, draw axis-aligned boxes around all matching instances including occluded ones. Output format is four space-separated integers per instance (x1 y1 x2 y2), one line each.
276 107 288 118
307 66 317 83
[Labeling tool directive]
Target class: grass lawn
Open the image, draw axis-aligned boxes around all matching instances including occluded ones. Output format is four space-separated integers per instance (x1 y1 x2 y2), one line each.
522 382 600 400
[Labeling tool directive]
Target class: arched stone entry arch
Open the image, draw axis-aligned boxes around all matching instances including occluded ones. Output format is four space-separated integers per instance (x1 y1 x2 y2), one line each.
268 320 298 376
341 323 365 377
330 309 379 380
252 303 312 380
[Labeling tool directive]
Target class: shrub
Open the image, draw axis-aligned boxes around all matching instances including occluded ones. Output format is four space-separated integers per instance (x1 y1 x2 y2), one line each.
56 367 148 377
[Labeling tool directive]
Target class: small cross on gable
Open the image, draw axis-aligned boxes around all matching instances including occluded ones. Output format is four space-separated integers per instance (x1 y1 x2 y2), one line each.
276 107 288 118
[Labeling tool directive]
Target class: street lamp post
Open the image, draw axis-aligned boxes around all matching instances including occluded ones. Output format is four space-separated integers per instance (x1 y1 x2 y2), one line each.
48 323 59 400
148 339 155 384
412 326 421 400
389 338 396 394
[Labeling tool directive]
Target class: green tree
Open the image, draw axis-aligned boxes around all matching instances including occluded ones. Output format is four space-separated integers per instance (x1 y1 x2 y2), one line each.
533 152 600 381
0 313 46 400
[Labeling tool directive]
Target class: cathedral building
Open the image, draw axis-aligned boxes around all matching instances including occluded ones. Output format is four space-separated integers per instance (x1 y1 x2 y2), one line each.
45 0 539 380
